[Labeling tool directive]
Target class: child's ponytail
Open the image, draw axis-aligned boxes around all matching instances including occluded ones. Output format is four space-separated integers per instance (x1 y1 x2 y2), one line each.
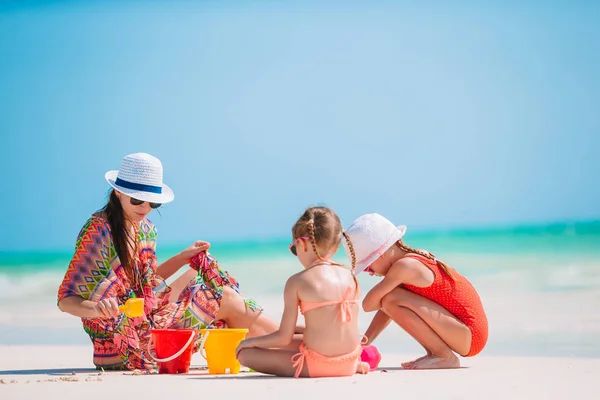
306 218 322 259
343 231 360 296
396 241 455 281
342 231 357 271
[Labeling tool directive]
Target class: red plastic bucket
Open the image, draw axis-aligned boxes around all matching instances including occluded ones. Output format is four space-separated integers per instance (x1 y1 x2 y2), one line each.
149 329 197 374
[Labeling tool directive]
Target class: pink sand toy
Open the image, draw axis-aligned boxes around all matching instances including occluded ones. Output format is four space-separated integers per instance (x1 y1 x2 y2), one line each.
360 345 382 371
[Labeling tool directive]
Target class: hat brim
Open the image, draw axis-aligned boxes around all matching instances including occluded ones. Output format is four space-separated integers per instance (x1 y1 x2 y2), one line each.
105 170 174 204
353 225 407 275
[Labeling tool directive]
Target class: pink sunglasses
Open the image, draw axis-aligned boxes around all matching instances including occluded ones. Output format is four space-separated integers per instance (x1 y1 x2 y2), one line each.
289 236 309 256
364 266 376 276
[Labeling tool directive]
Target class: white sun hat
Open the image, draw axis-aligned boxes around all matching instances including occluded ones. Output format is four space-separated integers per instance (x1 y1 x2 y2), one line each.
342 213 407 275
105 153 174 204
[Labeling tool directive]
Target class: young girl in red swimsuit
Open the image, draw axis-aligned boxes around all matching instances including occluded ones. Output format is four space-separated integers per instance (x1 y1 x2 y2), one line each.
343 213 488 369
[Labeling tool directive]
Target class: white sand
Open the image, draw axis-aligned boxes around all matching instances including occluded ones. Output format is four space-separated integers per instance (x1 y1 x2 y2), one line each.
0 345 598 400
2 262 600 399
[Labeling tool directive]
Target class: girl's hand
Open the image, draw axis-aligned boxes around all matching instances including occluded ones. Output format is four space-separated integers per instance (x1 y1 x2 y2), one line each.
179 240 211 262
94 298 120 318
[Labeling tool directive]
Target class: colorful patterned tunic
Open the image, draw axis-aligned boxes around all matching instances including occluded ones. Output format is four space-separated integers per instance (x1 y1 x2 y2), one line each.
57 214 261 371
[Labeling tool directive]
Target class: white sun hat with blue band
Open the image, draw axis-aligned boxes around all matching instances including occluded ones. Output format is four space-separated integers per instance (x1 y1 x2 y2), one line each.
105 153 174 204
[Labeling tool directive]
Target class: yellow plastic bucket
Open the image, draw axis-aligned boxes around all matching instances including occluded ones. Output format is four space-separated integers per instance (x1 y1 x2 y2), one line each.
199 328 248 374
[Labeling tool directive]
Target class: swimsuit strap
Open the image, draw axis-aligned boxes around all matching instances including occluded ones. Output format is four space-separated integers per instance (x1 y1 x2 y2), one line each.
291 343 309 378
307 259 352 271
338 287 356 322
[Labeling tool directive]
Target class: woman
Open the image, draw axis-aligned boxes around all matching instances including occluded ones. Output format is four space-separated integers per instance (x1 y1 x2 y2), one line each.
57 152 278 371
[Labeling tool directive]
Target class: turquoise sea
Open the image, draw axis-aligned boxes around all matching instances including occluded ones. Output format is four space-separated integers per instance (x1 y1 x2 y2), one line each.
1 221 599 358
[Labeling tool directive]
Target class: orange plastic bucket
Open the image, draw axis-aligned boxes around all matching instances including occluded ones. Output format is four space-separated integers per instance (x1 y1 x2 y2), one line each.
149 329 197 374
198 328 248 374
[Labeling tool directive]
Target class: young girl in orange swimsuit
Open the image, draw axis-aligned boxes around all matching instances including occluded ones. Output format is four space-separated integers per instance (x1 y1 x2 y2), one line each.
236 207 370 378
343 213 488 369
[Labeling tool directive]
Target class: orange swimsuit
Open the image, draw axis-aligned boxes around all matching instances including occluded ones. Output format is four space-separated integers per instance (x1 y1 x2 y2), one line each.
299 286 357 322
401 254 488 357
291 278 364 378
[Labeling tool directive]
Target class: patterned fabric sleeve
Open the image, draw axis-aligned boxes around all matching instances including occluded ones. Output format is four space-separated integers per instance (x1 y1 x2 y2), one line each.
57 217 118 303
190 251 240 292
137 220 171 312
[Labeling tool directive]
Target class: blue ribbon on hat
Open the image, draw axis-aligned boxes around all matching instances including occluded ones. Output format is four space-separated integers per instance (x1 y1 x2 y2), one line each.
115 178 163 194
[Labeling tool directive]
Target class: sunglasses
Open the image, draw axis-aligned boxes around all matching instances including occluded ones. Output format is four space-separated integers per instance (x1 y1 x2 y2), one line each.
130 197 162 209
289 236 309 256
364 266 376 276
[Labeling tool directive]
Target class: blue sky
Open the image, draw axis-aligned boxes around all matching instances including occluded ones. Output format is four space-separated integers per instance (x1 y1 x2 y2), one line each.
1 0 599 251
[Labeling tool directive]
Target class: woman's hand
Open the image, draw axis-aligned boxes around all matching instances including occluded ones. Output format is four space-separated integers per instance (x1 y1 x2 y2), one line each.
94 298 121 318
156 240 211 280
178 240 211 262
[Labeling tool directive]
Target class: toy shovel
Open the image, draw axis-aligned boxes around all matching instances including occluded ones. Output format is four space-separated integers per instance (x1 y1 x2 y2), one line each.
118 298 144 317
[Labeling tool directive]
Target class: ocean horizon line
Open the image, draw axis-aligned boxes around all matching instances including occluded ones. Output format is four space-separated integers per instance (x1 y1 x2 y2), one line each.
1 218 599 257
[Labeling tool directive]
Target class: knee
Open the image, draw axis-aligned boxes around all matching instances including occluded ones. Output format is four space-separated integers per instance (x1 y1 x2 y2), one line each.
380 289 410 313
221 286 241 304
221 285 235 298
380 292 399 313
237 349 246 364
219 286 244 315
237 348 251 366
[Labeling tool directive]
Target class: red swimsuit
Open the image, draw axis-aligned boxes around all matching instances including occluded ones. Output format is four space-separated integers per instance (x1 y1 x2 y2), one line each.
401 254 488 357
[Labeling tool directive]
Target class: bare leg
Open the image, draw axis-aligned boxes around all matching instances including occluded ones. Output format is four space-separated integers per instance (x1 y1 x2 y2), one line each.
215 286 279 338
389 306 430 368
176 270 297 339
238 347 368 377
384 305 458 369
385 306 435 368
238 348 308 377
167 268 198 303
381 288 472 369
364 310 393 345
279 336 304 351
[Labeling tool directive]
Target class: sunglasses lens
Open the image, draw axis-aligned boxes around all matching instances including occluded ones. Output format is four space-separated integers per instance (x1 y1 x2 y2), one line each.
129 198 161 209
290 245 297 256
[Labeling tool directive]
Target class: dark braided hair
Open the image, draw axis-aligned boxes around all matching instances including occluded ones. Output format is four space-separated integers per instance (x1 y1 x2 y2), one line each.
98 190 140 285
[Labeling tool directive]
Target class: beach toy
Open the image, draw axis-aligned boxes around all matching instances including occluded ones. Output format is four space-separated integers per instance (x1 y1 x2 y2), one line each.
149 329 198 374
118 298 144 318
199 328 249 374
360 345 382 371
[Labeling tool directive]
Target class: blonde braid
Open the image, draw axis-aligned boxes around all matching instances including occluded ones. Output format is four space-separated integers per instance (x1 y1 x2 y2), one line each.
307 219 321 259
396 241 455 281
342 231 360 296
342 231 356 271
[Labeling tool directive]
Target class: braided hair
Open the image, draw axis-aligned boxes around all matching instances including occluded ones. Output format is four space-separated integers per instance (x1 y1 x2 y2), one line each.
396 241 455 280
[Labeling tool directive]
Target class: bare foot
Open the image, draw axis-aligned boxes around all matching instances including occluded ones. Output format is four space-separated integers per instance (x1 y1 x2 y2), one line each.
356 361 370 374
411 354 460 369
401 350 432 369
